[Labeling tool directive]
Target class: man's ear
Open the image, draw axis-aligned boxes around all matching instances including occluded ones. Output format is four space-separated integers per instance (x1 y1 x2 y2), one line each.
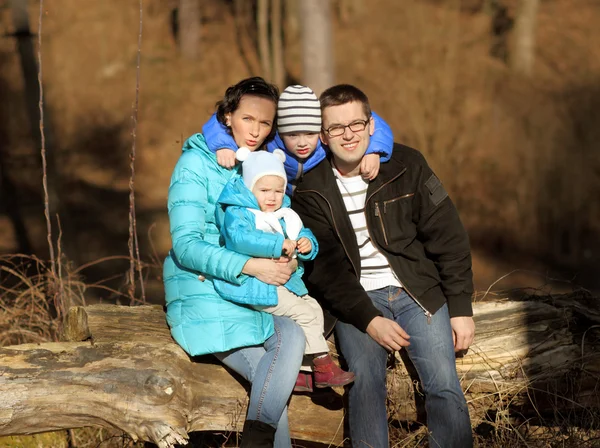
320 129 329 146
368 116 375 136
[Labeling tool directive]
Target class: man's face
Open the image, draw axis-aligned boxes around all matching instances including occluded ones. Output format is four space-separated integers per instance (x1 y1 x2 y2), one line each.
320 101 375 176
280 132 320 160
252 175 286 212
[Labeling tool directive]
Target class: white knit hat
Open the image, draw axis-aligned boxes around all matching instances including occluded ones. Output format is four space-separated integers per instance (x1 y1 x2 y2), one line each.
277 85 322 134
236 147 288 192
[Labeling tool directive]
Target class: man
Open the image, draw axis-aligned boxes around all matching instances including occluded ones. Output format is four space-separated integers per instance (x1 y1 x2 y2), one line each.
292 84 475 448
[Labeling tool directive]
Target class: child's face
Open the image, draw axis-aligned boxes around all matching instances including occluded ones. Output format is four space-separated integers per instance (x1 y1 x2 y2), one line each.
280 132 320 160
252 175 286 212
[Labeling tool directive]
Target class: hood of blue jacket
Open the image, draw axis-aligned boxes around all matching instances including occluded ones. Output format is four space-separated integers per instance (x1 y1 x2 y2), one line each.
218 176 292 210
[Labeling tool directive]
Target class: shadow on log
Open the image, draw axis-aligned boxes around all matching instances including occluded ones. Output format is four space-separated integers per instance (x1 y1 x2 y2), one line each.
0 293 599 447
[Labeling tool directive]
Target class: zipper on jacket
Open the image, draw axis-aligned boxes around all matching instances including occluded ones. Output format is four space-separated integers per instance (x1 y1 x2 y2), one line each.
383 193 415 214
365 168 432 324
374 203 389 245
298 190 360 277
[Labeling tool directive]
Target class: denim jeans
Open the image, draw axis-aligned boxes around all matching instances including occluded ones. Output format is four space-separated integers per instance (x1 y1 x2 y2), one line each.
336 287 472 448
214 315 305 448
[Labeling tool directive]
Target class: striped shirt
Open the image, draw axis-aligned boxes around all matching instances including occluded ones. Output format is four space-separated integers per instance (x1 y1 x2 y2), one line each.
332 167 402 291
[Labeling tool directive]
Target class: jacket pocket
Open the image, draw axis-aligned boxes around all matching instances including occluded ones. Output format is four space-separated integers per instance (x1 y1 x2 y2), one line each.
374 193 416 246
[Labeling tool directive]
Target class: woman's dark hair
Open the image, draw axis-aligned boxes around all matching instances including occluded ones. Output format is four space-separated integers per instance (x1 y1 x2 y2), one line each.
215 77 280 143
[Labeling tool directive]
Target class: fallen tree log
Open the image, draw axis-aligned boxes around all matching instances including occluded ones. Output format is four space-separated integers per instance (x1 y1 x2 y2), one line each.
0 294 599 447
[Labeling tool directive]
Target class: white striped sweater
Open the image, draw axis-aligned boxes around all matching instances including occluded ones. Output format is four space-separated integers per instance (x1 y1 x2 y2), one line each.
332 167 402 291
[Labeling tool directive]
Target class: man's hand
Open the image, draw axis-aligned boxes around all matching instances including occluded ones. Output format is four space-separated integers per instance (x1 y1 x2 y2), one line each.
360 153 381 181
296 237 312 254
216 148 237 169
282 239 297 257
450 316 475 352
366 316 410 352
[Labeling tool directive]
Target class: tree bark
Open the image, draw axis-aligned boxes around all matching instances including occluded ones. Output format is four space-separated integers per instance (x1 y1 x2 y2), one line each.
178 0 201 60
510 0 540 76
271 0 285 90
0 295 599 447
257 0 272 81
300 0 334 96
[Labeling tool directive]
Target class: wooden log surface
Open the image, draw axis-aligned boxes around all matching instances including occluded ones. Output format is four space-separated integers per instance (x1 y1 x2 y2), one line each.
0 295 599 447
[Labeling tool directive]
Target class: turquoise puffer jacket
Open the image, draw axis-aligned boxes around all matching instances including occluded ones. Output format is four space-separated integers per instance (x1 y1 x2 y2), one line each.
163 133 274 356
213 176 318 306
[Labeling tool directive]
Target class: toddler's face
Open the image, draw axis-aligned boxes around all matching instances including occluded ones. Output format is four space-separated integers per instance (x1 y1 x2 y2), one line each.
252 175 286 212
280 132 320 160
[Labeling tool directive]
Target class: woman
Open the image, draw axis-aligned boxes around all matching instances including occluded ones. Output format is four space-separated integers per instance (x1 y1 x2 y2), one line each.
163 77 306 447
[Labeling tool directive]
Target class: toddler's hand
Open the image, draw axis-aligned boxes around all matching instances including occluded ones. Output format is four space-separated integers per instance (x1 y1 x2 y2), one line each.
216 148 237 169
296 237 312 254
360 153 380 181
282 239 297 257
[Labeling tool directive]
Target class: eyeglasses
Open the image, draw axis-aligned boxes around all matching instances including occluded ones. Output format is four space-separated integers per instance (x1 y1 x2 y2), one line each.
322 118 370 137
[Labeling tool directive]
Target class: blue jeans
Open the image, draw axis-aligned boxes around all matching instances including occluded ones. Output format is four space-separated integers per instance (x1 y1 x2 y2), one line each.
214 315 305 448
336 287 472 448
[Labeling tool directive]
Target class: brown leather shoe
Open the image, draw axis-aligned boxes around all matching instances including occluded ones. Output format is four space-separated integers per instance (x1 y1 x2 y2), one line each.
313 354 355 388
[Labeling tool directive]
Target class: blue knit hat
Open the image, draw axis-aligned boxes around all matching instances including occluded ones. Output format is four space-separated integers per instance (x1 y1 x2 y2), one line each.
236 147 288 192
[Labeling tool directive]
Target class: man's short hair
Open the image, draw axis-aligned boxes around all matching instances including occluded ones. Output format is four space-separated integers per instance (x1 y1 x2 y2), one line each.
319 84 372 120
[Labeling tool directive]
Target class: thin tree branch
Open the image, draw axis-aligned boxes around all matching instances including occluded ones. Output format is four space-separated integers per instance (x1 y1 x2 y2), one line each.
128 0 145 304
37 0 55 276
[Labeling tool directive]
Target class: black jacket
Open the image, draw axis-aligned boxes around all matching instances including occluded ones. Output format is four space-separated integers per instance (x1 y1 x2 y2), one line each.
291 143 474 332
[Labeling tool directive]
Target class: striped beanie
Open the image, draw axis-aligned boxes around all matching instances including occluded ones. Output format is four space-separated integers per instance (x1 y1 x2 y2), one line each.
277 85 322 134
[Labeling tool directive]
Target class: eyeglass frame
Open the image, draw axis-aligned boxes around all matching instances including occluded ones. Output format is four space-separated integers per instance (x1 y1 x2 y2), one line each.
322 116 372 138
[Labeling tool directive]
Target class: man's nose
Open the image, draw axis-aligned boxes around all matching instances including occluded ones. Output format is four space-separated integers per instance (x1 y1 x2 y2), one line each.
343 126 354 139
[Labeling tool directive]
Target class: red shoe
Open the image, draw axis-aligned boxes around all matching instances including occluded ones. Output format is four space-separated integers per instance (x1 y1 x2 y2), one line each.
313 354 355 388
293 372 313 393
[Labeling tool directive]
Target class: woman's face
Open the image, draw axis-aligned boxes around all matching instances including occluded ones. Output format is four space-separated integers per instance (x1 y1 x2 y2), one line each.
225 95 276 151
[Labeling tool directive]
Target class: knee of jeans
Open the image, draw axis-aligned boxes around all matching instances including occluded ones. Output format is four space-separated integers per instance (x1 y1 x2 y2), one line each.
275 317 305 353
349 354 387 388
419 362 463 397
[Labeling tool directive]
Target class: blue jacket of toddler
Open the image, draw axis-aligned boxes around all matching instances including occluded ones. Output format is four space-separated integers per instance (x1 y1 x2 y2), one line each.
214 176 319 306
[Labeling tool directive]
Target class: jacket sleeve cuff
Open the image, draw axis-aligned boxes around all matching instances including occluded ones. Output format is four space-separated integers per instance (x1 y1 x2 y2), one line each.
446 294 473 318
351 303 383 333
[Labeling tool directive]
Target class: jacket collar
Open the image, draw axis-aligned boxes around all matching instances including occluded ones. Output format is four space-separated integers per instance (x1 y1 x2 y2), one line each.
295 144 407 197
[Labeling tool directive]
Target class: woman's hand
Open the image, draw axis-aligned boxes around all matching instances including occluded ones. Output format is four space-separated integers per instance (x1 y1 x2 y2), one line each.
242 258 294 286
216 148 237 169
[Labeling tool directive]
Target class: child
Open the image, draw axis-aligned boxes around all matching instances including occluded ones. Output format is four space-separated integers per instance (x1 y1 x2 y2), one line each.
214 148 355 389
202 85 394 194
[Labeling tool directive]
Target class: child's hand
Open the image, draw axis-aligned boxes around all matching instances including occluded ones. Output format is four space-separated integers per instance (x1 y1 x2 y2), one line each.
282 239 297 257
296 237 312 254
360 153 381 181
216 148 237 169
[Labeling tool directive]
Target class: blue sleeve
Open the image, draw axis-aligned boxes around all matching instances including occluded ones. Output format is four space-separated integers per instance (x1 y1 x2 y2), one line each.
302 141 327 173
267 133 300 188
168 152 249 284
297 227 319 261
222 207 285 258
202 113 238 153
365 111 394 163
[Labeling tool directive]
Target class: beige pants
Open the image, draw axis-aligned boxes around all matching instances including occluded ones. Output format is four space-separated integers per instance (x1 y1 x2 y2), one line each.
254 286 330 356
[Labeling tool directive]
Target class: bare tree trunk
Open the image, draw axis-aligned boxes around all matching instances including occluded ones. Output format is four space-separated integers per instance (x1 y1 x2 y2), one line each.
178 0 201 60
300 0 334 96
271 0 285 89
510 0 539 76
257 0 272 81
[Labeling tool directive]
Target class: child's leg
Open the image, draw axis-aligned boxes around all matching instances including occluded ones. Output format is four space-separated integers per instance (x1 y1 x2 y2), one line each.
261 287 329 355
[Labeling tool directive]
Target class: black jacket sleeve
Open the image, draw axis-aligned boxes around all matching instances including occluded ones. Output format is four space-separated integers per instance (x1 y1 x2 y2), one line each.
413 153 474 317
292 193 383 332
